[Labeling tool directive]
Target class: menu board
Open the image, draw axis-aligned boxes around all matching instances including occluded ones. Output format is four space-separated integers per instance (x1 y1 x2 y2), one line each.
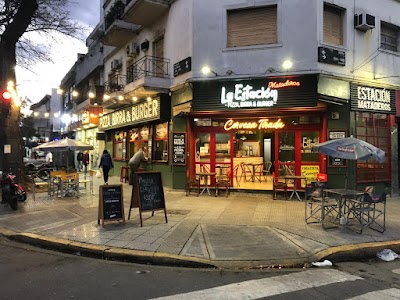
98 185 125 226
129 172 168 226
172 132 186 165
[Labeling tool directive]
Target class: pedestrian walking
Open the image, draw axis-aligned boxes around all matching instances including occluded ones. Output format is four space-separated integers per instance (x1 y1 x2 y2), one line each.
128 145 148 185
83 150 90 173
99 150 113 184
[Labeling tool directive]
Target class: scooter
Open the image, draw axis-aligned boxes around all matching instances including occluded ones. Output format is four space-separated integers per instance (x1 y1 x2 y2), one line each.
1 171 27 210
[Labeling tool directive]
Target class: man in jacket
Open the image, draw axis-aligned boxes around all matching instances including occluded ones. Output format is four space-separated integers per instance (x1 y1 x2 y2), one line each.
128 145 148 185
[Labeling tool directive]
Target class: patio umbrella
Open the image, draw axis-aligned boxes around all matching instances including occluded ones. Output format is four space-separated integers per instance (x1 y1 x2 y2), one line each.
312 136 386 189
33 138 94 170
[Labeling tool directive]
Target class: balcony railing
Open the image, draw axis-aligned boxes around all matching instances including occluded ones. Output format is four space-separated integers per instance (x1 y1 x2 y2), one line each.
105 74 127 93
126 55 170 83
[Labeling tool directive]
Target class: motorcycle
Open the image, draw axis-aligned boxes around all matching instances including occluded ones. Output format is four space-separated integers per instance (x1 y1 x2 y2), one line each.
1 171 27 210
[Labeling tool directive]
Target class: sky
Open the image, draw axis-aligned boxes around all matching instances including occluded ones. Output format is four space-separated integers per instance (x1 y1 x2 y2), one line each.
16 0 100 104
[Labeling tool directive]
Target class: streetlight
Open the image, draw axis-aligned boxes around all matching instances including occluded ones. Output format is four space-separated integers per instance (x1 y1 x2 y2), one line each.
201 65 218 76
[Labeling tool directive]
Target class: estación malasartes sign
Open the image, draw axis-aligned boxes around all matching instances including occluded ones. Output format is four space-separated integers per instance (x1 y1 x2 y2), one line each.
350 84 396 114
99 99 161 130
192 75 318 111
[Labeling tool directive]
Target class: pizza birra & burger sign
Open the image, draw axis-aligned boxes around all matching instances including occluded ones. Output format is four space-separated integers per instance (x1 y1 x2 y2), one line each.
220 80 300 108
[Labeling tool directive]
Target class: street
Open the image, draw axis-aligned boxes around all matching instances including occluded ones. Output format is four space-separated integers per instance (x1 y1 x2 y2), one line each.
1 236 399 299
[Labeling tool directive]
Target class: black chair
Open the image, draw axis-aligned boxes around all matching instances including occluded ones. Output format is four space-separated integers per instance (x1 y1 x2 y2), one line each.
349 192 386 233
272 172 288 200
305 182 338 229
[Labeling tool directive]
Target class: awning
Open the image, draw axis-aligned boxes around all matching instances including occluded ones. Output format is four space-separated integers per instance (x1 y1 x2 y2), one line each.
319 94 348 106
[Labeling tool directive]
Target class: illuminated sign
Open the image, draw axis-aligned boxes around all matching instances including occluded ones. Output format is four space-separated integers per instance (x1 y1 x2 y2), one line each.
224 118 285 131
356 86 391 111
220 80 301 108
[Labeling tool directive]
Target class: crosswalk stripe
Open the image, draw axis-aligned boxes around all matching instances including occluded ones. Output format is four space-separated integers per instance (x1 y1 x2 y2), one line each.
346 288 400 299
150 269 362 300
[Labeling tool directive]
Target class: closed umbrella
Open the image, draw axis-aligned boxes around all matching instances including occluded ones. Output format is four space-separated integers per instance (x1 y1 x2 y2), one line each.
312 136 385 188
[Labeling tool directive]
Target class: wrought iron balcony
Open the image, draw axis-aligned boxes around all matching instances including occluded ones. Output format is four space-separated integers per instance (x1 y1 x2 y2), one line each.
126 55 170 83
104 74 127 94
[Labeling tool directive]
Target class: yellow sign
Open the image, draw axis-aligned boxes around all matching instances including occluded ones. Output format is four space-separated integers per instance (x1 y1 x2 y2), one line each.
301 165 320 187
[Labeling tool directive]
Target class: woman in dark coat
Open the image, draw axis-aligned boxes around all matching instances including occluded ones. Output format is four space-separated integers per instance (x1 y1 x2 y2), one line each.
98 150 113 184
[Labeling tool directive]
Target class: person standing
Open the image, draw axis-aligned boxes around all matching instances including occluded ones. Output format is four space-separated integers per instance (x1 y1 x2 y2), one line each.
99 150 113 184
77 151 84 172
128 145 148 185
83 151 90 173
45 151 53 167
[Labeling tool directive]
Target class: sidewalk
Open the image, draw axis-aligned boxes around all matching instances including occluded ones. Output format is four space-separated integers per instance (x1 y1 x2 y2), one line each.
1 175 400 269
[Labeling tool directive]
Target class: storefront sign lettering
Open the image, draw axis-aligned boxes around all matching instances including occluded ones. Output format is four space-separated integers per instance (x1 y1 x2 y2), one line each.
99 100 159 130
357 87 391 111
224 118 285 131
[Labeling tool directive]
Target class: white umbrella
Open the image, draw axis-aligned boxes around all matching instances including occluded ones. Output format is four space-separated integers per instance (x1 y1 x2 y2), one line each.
33 138 93 171
33 138 93 152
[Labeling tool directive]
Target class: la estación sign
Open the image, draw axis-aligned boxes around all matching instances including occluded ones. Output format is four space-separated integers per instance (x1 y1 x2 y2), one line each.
220 80 300 108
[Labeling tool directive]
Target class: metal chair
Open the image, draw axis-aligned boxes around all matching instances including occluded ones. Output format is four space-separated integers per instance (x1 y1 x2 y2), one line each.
305 182 338 229
79 170 94 194
215 175 230 197
186 175 200 196
262 161 273 181
349 192 386 233
272 172 288 200
227 164 241 187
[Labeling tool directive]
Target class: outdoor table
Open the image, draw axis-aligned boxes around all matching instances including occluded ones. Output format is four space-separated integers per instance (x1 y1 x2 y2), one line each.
323 189 364 226
243 163 264 182
196 172 216 196
284 175 306 201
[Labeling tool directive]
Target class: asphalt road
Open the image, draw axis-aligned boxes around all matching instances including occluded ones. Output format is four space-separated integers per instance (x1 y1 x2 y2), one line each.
1 236 400 299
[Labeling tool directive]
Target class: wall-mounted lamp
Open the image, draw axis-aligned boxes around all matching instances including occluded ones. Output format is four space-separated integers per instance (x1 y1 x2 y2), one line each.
201 65 218 76
72 90 79 97
88 92 95 98
132 96 138 102
282 60 293 71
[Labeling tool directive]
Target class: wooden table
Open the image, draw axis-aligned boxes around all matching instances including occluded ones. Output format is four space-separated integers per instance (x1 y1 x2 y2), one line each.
284 175 306 201
243 163 264 182
323 189 364 226
196 172 216 196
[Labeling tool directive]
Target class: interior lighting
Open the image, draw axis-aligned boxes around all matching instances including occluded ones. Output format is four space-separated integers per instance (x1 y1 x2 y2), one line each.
146 97 152 102
72 90 79 97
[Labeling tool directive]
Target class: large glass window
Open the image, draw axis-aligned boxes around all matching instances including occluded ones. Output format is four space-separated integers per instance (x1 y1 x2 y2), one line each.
355 112 390 182
153 122 168 162
301 131 320 162
128 126 149 158
113 131 125 160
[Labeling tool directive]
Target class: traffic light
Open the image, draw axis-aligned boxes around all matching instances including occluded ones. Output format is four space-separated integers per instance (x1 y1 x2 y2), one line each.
0 89 12 116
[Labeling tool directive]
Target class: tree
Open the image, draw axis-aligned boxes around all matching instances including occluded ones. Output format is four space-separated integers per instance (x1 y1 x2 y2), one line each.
0 0 85 177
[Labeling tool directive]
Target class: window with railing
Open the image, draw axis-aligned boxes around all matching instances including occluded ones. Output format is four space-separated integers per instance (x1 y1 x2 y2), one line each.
105 74 126 93
126 56 170 83
355 112 390 183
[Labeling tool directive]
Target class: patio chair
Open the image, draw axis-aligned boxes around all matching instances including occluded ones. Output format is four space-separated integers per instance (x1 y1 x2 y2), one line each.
349 192 386 233
215 175 230 197
305 182 338 229
186 175 200 196
227 164 241 187
262 161 273 181
79 170 94 194
272 172 288 200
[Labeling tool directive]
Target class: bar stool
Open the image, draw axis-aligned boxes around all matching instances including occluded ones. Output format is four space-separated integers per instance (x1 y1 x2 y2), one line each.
120 166 129 183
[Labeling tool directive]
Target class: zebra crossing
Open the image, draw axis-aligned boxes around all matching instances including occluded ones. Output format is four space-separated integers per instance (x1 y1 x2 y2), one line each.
150 269 400 300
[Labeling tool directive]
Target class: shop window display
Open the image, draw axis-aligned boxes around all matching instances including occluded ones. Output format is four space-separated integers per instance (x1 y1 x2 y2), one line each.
153 122 168 162
113 131 125 160
128 126 149 158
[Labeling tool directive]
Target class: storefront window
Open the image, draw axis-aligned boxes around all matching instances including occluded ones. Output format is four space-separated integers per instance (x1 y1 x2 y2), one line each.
301 131 320 162
128 126 149 158
278 132 295 163
113 131 125 160
355 112 390 183
153 122 168 162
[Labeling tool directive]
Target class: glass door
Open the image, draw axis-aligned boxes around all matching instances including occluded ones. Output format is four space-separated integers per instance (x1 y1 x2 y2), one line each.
195 133 211 186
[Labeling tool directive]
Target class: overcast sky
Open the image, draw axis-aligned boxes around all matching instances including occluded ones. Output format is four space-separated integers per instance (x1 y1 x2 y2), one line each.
16 0 100 104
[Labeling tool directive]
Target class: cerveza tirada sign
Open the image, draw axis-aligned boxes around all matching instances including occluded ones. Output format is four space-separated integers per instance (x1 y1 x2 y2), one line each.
220 80 300 108
99 99 160 130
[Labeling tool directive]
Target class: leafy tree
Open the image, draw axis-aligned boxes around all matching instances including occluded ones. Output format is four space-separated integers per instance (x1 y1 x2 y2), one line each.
0 0 85 177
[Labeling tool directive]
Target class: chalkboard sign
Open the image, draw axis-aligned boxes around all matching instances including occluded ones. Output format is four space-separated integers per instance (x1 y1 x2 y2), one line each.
98 185 125 226
129 172 167 226
172 132 186 165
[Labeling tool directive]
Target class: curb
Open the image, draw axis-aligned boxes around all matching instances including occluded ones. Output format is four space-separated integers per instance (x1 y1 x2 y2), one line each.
0 228 216 269
312 240 400 263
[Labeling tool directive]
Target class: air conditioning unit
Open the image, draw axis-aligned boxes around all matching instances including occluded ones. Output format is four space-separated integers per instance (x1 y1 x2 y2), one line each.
111 59 121 70
126 42 140 57
354 13 375 31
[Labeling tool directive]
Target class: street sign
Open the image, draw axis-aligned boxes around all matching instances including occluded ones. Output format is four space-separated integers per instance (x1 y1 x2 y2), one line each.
173 57 191 77
318 46 345 66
